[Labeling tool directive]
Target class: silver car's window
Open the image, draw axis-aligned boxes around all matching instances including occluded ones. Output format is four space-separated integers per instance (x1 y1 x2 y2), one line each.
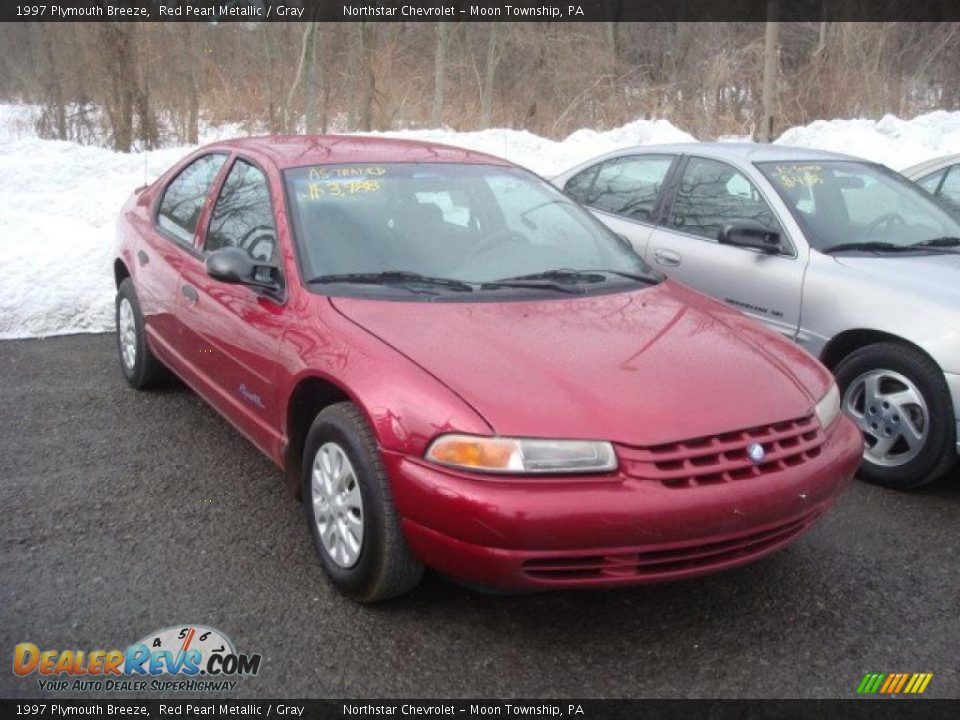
938 166 960 213
668 157 781 241
916 168 946 194
759 160 960 250
565 155 674 223
157 154 227 245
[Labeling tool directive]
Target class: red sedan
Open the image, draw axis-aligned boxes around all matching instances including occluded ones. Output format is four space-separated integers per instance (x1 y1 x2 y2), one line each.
114 136 862 601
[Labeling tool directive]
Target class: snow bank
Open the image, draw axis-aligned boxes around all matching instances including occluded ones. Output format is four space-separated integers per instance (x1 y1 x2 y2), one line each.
775 111 960 170
3 104 960 339
0 139 192 338
366 118 695 177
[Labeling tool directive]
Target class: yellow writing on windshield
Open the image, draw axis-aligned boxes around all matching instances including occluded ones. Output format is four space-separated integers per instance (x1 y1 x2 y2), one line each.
774 164 823 189
308 166 387 180
306 179 382 200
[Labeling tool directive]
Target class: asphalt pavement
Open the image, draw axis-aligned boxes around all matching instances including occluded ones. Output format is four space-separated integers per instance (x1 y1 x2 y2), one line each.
1 333 958 699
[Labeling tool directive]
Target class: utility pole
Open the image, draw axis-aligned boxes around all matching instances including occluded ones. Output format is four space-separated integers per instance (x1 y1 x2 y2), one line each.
759 0 780 143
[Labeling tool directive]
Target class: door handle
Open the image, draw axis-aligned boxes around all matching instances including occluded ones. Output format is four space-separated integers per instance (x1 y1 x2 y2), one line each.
181 284 199 303
653 248 682 267
136 250 149 267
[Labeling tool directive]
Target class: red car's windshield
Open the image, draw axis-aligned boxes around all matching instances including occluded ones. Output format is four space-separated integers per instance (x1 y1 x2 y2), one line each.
283 162 657 297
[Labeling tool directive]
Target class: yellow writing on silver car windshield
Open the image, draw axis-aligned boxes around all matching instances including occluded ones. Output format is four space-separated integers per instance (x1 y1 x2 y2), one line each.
773 164 823 189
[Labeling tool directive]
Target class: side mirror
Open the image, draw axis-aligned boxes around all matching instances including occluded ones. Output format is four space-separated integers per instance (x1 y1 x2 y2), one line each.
205 247 282 295
718 220 783 254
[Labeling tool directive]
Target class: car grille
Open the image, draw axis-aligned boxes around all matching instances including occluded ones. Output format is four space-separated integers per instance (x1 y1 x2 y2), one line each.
617 415 824 489
521 507 824 582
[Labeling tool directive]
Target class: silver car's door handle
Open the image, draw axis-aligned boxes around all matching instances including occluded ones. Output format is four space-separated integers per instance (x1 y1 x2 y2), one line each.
653 248 682 267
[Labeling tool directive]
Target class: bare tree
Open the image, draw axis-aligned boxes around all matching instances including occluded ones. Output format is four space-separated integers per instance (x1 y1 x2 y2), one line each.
358 21 377 132
432 23 450 127
760 1 781 142
480 24 499 128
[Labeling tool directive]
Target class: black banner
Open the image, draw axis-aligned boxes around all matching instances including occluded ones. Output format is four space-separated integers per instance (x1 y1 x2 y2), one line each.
4 0 960 23
1 699 959 719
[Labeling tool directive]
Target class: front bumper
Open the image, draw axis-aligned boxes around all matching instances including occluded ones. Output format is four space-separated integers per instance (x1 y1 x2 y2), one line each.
945 371 960 454
384 417 862 590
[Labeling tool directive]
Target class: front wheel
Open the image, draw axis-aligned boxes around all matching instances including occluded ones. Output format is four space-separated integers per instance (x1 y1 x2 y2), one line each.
835 342 956 489
116 278 168 390
302 402 423 602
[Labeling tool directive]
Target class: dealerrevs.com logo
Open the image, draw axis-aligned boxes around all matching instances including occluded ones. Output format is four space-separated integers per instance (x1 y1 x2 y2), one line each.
13 625 261 693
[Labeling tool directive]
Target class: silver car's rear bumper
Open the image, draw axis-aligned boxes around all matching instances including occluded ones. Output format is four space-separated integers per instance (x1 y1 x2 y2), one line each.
946 372 960 454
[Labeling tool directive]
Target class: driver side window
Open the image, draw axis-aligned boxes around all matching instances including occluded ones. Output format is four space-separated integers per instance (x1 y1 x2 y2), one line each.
205 159 278 263
669 157 781 241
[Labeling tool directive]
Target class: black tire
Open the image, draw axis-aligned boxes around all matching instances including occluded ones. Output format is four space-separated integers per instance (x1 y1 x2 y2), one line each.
115 278 169 390
834 342 957 489
302 402 423 602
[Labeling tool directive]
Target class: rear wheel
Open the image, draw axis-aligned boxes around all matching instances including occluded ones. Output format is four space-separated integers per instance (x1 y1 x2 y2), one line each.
302 402 423 601
835 342 956 489
116 278 168 390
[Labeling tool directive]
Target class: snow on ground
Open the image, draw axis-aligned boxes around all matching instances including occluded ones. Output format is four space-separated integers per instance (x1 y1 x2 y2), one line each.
3 104 960 339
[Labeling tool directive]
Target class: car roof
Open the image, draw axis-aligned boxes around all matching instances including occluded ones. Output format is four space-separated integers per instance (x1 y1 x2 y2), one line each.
207 134 513 170
593 142 869 164
901 153 960 179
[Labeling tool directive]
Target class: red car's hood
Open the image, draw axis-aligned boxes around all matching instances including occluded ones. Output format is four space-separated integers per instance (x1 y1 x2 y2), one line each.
331 282 827 446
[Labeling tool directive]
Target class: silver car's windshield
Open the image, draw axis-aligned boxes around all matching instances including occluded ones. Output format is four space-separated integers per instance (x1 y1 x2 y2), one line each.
283 162 657 296
757 160 960 252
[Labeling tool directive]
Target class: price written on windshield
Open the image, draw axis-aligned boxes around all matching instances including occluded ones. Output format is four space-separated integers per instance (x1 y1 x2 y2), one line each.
306 179 382 200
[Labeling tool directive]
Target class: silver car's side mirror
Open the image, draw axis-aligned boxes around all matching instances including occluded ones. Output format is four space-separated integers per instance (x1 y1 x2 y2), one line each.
718 221 782 254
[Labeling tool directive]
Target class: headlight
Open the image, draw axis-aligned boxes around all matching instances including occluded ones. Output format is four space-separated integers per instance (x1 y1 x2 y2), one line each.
814 383 841 429
425 434 618 475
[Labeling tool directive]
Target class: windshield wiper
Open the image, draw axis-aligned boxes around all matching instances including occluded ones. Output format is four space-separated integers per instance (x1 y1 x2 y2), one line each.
602 270 662 284
307 271 474 292
493 269 608 284
821 242 920 255
909 237 960 249
480 269 649 295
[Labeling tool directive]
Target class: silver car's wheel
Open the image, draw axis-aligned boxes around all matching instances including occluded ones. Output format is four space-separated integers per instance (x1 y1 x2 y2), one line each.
311 441 364 568
843 369 928 467
118 297 137 371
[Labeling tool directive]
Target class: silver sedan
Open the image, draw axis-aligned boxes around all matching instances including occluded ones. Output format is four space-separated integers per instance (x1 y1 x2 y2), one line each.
554 143 960 489
903 153 960 215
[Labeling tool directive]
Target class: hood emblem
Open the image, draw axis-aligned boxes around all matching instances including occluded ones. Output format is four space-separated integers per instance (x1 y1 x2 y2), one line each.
747 443 766 465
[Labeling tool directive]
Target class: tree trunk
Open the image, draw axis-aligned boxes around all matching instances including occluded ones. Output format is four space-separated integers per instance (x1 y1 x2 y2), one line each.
286 21 315 133
480 24 498 128
304 22 320 134
181 23 199 144
359 22 376 131
759 0 780 143
432 23 449 128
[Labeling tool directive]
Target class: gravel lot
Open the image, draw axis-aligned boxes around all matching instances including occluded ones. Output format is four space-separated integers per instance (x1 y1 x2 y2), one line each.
1 333 958 699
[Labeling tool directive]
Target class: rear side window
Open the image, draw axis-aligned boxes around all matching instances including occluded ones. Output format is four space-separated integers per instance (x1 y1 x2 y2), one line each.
205 159 278 263
668 157 780 240
916 168 945 194
566 155 674 222
937 166 960 213
157 154 227 245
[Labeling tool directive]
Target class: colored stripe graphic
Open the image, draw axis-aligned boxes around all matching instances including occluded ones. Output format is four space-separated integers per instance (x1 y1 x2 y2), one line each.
857 673 886 694
858 673 932 694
